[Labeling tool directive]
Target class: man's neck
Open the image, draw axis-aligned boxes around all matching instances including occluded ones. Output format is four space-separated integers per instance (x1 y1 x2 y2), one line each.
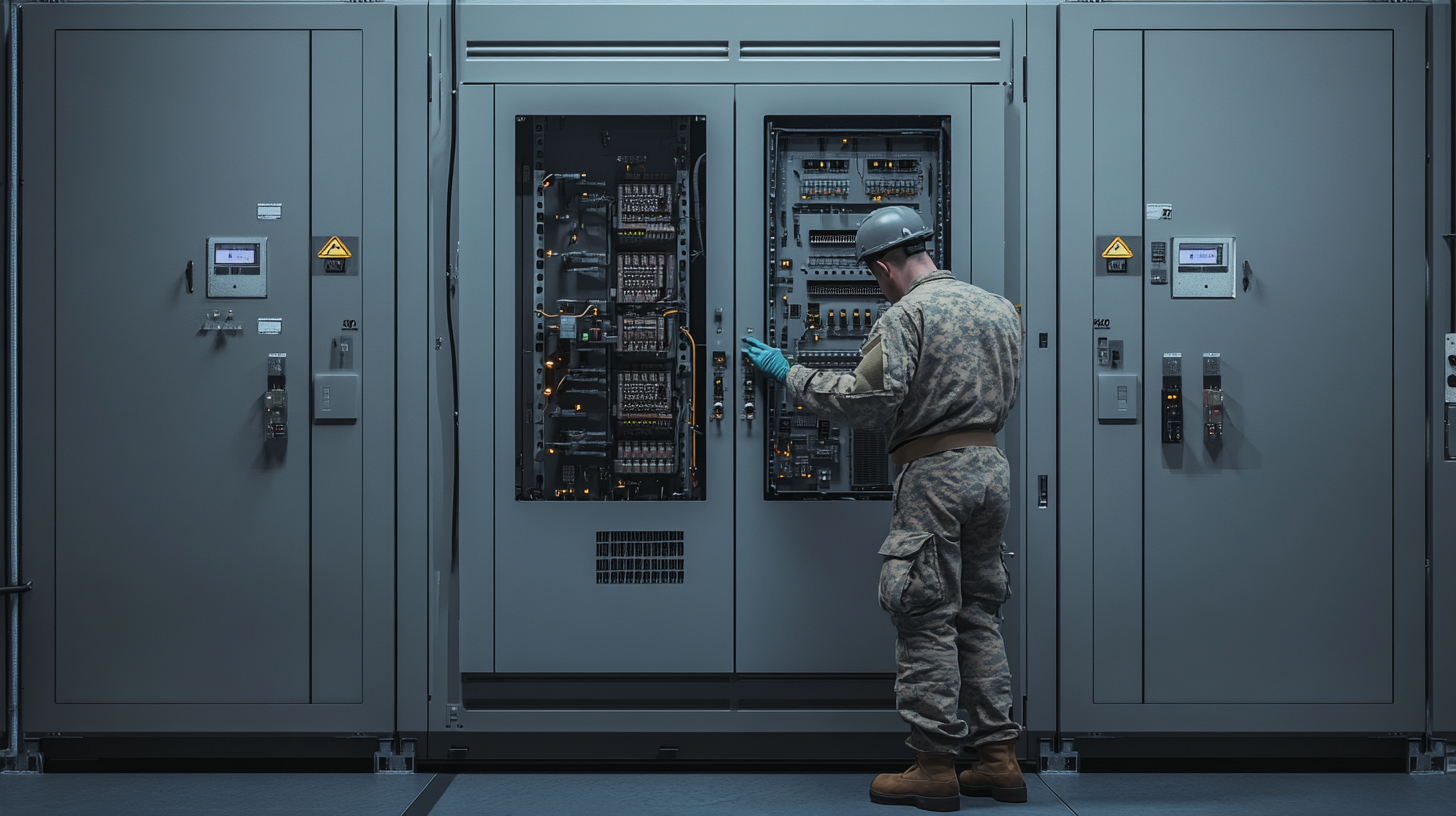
888 256 938 301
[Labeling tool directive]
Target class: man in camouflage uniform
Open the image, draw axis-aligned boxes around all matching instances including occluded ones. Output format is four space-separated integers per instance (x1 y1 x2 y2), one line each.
743 206 1025 811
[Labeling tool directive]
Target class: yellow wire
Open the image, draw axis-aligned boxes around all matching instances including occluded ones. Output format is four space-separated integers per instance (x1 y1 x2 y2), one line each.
534 304 597 319
680 326 697 478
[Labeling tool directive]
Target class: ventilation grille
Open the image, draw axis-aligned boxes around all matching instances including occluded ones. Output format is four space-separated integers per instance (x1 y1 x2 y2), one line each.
596 530 684 584
851 429 891 488
468 41 729 59
740 41 999 59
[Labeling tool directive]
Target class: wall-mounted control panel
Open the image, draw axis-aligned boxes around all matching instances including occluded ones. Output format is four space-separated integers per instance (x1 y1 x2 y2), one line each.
762 117 948 498
206 236 267 298
1171 236 1235 298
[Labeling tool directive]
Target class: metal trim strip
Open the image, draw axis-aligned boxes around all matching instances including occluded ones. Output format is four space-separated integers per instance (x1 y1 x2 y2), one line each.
467 41 729 59
740 42 998 59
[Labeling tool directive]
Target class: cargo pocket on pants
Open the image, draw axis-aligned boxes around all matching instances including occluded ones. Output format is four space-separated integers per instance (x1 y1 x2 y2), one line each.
878 530 944 616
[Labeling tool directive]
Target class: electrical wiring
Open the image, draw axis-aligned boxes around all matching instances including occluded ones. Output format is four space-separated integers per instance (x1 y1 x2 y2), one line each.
445 0 462 569
680 326 698 479
534 304 598 319
691 153 706 258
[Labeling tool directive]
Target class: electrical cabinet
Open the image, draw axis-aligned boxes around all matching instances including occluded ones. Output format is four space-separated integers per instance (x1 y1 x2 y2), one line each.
13 0 1445 767
448 2 1026 761
1056 4 1428 733
18 3 399 734
463 85 737 676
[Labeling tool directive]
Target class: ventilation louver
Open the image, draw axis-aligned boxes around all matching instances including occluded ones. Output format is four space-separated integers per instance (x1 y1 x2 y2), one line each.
596 530 684 584
851 429 891 489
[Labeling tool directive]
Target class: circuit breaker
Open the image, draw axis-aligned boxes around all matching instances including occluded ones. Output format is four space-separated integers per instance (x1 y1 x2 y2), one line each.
515 115 706 501
761 118 949 498
1161 353 1183 443
1202 353 1223 444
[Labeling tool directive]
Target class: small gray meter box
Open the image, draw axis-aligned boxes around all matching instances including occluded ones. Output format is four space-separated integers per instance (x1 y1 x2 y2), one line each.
206 236 267 298
1170 236 1235 298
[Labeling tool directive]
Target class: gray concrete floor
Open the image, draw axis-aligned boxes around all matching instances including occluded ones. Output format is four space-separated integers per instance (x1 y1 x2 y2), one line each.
0 772 432 815
0 771 1452 815
1037 772 1456 816
428 772 1073 816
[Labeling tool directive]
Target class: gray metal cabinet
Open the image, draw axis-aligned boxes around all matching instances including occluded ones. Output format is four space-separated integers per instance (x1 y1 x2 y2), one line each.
1056 3 1427 733
443 2 1033 753
53 28 314 706
20 3 398 733
1430 2 1456 744
460 84 738 675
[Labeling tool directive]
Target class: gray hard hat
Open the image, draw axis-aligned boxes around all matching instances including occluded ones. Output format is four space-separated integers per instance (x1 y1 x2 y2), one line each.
855 205 933 263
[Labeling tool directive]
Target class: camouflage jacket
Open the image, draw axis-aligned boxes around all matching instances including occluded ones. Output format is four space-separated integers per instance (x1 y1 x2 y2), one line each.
785 270 1022 455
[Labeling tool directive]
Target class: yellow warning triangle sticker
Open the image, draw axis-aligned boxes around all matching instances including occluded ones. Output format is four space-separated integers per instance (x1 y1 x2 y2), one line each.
1101 236 1134 259
317 236 352 259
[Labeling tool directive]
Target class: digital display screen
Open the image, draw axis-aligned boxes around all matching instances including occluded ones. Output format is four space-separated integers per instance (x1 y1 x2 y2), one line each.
1178 245 1221 266
215 245 258 265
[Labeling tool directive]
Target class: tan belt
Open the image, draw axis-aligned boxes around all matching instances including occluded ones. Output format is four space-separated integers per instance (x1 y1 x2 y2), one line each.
891 428 998 467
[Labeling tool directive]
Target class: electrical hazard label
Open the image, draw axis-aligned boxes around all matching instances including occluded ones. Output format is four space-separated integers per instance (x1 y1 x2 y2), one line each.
317 236 353 259
1100 236 1134 259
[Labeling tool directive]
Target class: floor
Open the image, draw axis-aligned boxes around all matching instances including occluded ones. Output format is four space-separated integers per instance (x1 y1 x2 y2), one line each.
1 771 1452 815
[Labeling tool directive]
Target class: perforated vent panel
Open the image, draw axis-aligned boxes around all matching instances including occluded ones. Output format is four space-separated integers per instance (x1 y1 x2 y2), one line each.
596 530 685 584
851 429 890 488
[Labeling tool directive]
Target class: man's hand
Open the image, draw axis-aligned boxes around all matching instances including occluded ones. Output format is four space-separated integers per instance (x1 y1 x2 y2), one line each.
741 336 789 383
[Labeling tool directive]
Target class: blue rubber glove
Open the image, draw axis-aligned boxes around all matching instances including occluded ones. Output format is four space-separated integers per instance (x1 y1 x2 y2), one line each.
742 336 790 383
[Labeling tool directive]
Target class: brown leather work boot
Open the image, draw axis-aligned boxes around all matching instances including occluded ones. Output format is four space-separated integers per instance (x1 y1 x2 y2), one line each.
958 739 1027 803
869 751 961 812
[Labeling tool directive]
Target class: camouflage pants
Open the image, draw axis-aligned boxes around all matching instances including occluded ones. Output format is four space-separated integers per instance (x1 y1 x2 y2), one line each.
879 445 1020 754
